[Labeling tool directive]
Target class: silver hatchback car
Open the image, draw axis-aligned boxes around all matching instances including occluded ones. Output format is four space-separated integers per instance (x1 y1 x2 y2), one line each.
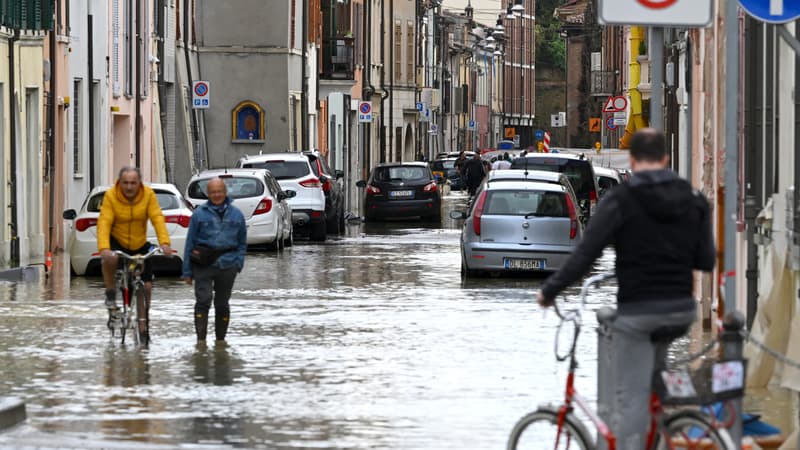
451 180 583 277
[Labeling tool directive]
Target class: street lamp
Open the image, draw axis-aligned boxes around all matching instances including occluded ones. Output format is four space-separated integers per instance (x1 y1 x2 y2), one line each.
511 0 525 13
506 5 515 19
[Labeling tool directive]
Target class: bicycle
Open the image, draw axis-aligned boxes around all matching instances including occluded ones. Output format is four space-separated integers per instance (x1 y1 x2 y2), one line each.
507 273 738 450
107 247 164 347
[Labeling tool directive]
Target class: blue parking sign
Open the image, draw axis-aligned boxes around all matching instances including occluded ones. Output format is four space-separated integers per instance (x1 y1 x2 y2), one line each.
739 0 800 23
535 129 544 140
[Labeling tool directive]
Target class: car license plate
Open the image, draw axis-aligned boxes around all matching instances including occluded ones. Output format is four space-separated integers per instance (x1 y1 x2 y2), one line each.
504 258 546 270
390 190 414 198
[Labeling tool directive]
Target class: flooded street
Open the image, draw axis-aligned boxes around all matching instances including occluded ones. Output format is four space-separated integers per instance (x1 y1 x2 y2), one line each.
0 192 795 448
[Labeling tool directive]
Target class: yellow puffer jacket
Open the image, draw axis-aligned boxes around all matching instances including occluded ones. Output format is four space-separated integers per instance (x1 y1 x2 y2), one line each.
97 182 171 251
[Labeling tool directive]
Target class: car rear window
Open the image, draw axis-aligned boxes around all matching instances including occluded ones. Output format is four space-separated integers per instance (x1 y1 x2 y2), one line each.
188 177 265 200
373 166 429 182
510 158 594 198
242 161 310 180
431 160 456 170
598 175 619 190
86 190 180 212
484 190 568 217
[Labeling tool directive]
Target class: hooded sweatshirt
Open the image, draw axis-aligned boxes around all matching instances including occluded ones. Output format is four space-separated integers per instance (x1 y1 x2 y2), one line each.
541 169 715 314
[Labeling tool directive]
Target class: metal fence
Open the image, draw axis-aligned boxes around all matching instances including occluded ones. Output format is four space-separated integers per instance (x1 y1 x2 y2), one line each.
0 0 53 31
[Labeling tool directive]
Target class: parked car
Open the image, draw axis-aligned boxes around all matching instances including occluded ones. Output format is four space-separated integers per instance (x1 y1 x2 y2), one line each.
185 169 295 248
593 166 622 197
356 162 442 222
238 153 328 241
430 157 465 190
450 180 583 278
510 153 600 220
62 183 192 276
302 150 345 234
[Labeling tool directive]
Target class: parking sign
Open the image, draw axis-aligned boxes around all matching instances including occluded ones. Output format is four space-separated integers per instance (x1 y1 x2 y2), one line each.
192 81 210 109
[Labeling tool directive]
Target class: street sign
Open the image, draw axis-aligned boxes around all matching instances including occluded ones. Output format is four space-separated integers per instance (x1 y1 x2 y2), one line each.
429 124 439 135
589 118 601 132
505 128 516 138
739 0 800 23
192 81 210 109
598 0 713 27
535 129 544 140
358 101 373 123
613 111 627 125
419 108 431 122
603 96 628 112
606 116 618 130
551 113 564 128
468 120 476 131
415 102 425 112
513 135 521 148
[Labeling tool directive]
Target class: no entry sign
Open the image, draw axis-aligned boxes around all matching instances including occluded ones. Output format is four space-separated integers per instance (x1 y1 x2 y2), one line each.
599 0 712 26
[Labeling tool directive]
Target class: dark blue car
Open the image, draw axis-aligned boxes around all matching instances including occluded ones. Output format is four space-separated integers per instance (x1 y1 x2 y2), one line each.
430 158 466 191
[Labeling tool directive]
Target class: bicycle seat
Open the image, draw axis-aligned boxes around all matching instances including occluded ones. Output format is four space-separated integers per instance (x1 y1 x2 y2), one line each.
650 325 690 343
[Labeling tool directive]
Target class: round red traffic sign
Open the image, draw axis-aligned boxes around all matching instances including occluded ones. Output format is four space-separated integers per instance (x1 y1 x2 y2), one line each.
606 116 617 131
637 0 678 9
194 82 209 97
359 102 371 114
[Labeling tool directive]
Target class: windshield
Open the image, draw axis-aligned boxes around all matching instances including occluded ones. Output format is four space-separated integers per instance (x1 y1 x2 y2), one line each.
510 159 594 199
431 160 456 170
373 166 429 182
188 177 265 200
484 190 568 217
242 161 310 180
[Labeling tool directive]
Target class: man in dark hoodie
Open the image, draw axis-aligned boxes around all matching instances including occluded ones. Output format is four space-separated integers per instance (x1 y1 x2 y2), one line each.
537 128 715 449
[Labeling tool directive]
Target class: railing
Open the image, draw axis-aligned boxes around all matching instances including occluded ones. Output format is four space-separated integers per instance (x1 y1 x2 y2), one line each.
590 70 616 97
321 36 355 81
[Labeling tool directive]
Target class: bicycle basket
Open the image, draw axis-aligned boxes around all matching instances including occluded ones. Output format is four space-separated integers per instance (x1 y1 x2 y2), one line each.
652 359 747 406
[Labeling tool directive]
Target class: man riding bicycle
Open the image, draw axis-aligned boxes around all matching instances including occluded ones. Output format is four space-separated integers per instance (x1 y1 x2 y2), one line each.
97 167 174 318
537 129 715 450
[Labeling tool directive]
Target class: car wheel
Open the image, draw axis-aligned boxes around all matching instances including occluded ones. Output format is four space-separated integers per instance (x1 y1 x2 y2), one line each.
284 227 294 247
338 206 346 232
461 258 480 278
310 221 327 242
268 235 282 251
326 211 340 235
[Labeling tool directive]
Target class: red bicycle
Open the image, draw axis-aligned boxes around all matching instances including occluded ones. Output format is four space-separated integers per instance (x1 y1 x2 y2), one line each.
507 273 737 450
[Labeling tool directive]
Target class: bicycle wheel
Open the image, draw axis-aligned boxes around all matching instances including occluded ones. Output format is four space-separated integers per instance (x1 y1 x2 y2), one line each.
507 407 594 450
134 286 149 346
120 286 130 345
652 410 735 450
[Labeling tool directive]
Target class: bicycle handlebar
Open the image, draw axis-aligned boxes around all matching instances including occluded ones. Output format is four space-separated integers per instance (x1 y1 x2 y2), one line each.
114 246 164 262
554 272 616 323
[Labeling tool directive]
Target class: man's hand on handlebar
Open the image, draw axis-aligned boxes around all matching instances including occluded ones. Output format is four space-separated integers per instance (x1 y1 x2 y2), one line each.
537 291 555 308
160 244 176 256
100 249 114 259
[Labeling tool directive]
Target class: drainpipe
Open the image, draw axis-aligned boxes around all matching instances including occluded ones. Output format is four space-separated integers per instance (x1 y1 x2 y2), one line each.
379 0 388 163
135 0 142 169
183 0 200 168
47 18 57 253
364 0 375 173
388 0 394 161
301 0 309 152
88 14 96 189
619 26 646 149
8 29 20 267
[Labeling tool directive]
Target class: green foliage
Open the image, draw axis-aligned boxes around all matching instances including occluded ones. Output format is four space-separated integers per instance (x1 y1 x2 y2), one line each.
534 0 567 73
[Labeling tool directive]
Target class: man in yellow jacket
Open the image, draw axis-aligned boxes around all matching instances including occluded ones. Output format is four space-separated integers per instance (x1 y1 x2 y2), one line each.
97 167 174 315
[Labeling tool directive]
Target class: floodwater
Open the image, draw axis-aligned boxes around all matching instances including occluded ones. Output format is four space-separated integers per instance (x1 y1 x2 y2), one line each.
0 192 796 449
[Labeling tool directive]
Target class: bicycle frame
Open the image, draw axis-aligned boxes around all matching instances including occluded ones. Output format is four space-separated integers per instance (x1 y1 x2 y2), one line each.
112 247 162 345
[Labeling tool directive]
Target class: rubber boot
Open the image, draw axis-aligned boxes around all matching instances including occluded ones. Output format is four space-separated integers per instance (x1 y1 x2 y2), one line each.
195 312 208 341
215 315 229 341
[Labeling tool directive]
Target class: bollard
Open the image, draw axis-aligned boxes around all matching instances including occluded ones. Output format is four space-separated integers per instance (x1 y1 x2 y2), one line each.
720 311 746 450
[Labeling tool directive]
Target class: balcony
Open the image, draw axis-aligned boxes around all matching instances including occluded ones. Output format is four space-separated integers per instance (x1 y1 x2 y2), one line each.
321 36 355 81
590 70 616 97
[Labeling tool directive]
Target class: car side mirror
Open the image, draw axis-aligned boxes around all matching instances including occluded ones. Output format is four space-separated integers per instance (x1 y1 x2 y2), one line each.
356 180 367 188
284 190 297 199
449 210 467 220
62 209 77 220
335 170 344 180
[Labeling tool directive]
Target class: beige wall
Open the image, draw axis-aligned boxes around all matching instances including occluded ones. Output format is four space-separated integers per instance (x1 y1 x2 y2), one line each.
0 33 9 265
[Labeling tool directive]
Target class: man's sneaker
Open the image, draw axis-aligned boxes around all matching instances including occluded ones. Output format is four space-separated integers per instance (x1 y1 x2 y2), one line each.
104 289 118 311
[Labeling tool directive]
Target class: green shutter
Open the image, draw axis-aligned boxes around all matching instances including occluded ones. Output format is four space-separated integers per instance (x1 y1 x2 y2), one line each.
0 0 53 30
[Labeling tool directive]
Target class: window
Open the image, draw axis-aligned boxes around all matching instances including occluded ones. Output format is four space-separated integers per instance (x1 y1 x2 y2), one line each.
242 160 310 180
231 101 265 142
72 79 82 175
124 0 133 96
188 177 265 200
394 21 402 81
407 21 414 85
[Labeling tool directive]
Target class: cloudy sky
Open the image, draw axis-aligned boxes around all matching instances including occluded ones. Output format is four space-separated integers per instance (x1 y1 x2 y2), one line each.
441 0 509 25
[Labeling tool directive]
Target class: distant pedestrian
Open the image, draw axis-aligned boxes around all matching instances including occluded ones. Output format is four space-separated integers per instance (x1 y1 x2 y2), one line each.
492 156 511 170
182 178 247 343
537 128 715 450
454 151 467 178
463 153 486 197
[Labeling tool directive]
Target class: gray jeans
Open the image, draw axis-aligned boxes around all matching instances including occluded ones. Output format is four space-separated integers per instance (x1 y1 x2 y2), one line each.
597 306 697 450
193 265 238 317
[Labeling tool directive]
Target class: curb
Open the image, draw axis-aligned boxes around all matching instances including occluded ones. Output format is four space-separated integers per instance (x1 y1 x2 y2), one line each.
0 266 40 282
0 397 26 430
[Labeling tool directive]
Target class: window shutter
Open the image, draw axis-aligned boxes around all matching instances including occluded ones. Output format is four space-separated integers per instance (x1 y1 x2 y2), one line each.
112 0 121 97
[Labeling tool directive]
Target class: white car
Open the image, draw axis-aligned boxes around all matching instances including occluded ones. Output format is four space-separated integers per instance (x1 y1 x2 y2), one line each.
62 183 192 276
593 166 622 197
238 153 328 241
185 169 295 248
